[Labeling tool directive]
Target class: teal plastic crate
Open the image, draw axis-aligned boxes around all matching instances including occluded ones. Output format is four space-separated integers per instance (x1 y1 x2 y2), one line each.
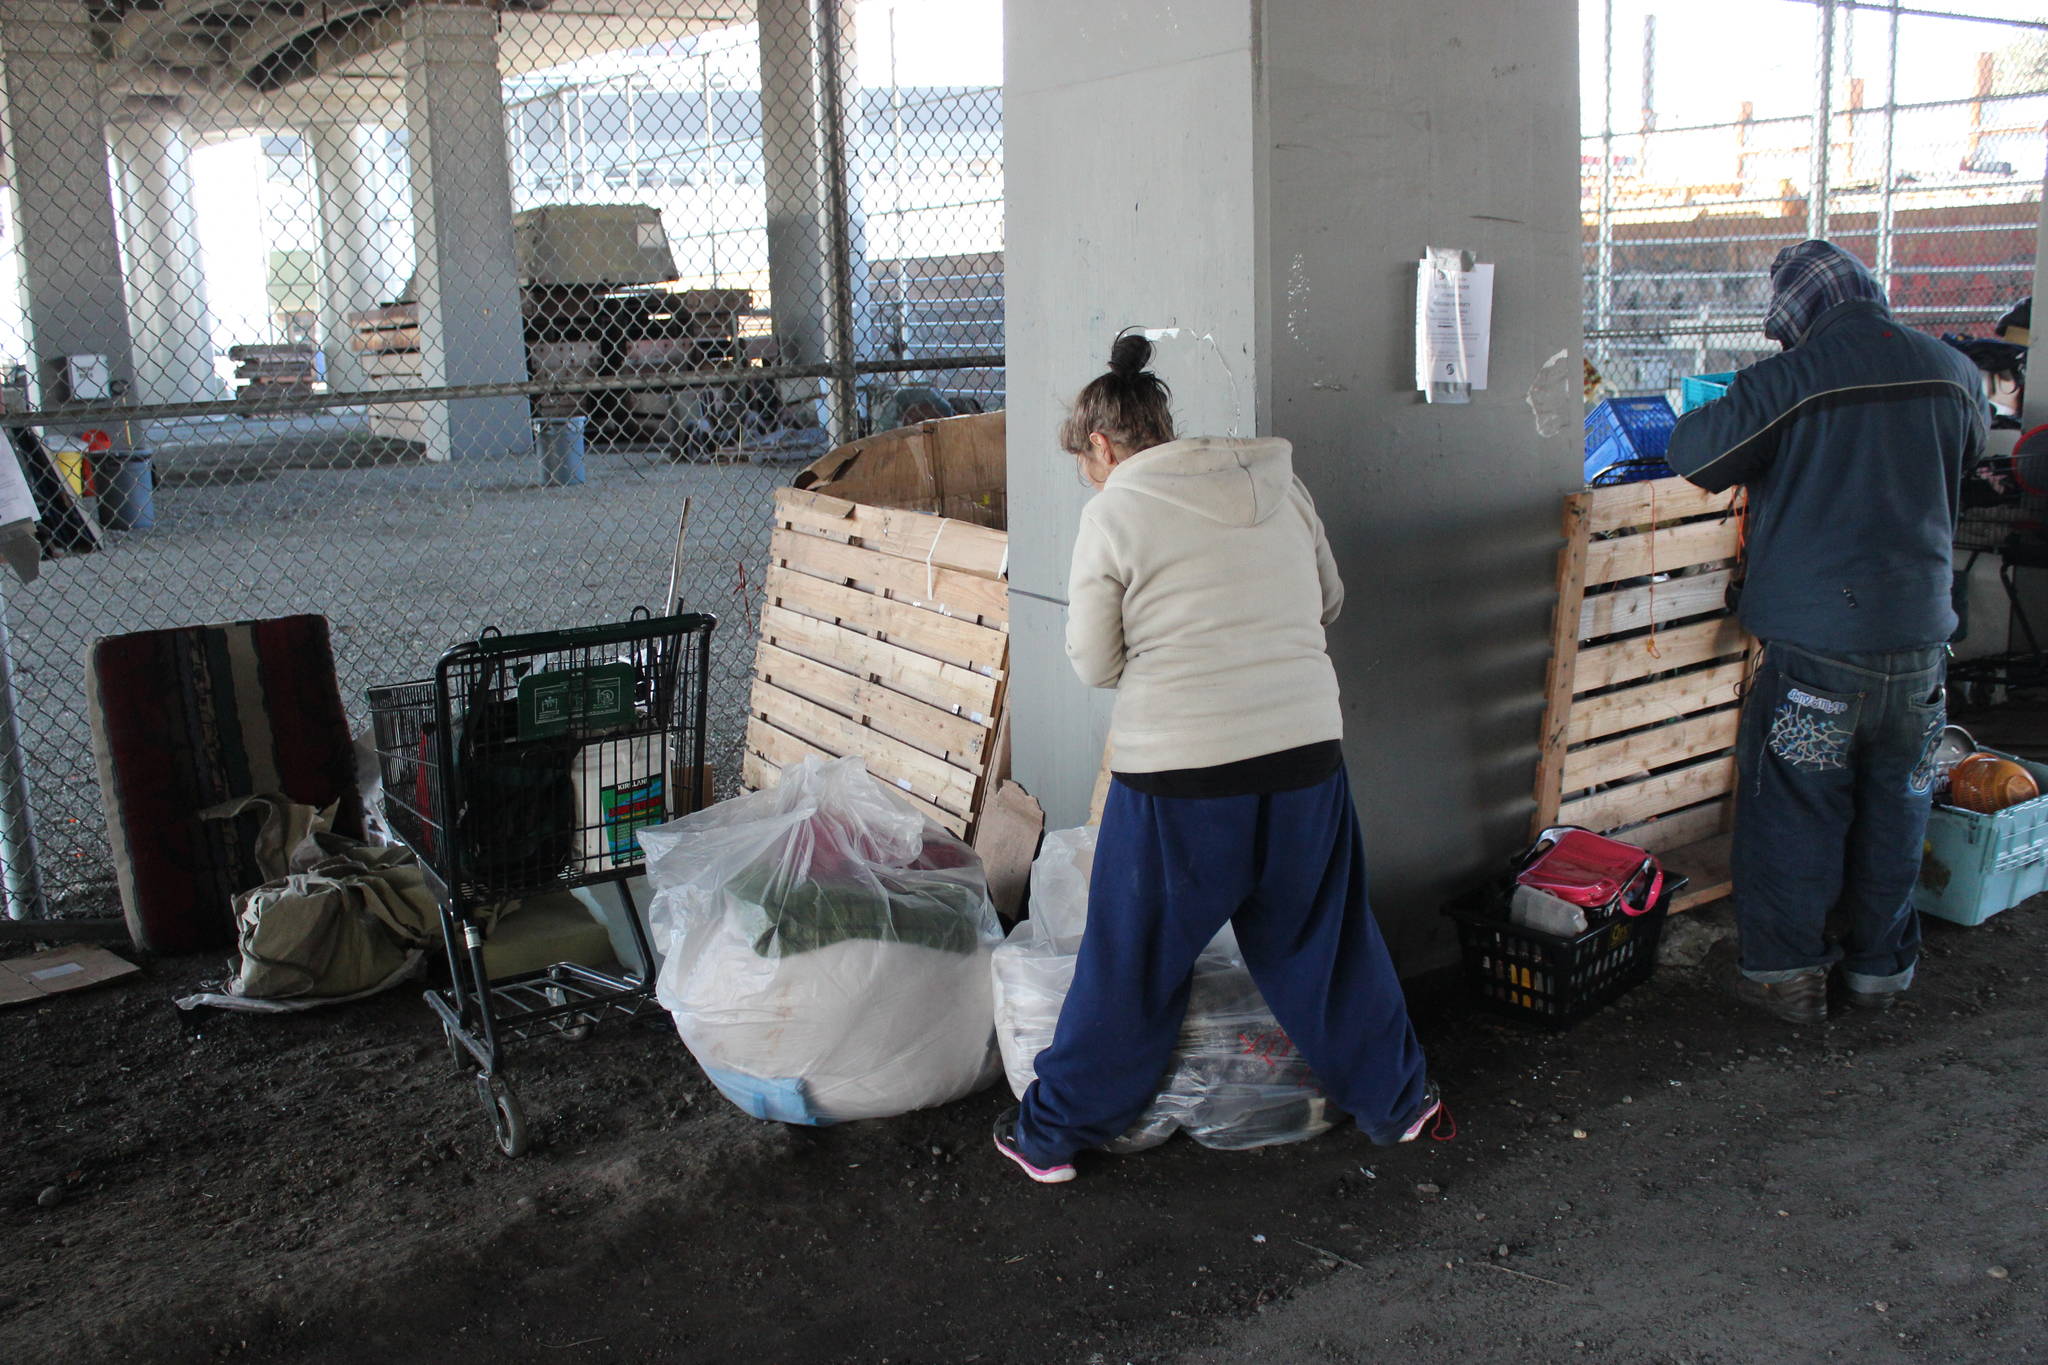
1915 750 2048 926
1679 372 1735 412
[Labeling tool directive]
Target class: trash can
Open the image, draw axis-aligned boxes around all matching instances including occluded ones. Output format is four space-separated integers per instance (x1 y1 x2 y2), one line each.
96 451 155 531
533 415 587 487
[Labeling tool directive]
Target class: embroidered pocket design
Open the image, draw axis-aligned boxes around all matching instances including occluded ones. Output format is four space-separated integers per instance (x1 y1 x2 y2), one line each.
1767 684 1856 773
1906 699 1947 796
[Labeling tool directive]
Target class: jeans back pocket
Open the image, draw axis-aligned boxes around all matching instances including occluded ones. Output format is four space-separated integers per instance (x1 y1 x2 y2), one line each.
1765 678 1861 774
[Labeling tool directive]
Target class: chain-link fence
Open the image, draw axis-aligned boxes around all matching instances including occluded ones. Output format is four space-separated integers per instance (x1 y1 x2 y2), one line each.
1582 0 2046 395
0 0 1003 922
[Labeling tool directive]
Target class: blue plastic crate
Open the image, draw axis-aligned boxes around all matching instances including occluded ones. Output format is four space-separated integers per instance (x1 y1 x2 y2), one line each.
1584 396 1676 485
1680 372 1735 413
1915 749 2048 926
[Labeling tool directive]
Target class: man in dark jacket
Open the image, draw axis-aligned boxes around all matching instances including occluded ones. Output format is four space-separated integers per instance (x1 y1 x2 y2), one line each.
1666 239 1987 1025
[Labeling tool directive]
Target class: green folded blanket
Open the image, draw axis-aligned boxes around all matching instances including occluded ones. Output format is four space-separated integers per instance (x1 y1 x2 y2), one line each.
728 865 982 958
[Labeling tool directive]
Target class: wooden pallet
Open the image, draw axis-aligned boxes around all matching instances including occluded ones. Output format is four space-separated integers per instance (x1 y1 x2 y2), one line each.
1532 477 1753 913
742 487 1009 839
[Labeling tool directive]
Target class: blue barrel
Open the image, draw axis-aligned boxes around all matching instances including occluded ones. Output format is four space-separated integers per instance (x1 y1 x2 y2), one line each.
97 452 155 531
533 416 587 487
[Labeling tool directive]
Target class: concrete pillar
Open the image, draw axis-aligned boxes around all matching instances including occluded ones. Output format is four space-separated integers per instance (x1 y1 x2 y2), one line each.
109 103 224 407
1006 0 1585 963
757 0 870 441
0 1 133 408
402 4 529 461
305 122 408 396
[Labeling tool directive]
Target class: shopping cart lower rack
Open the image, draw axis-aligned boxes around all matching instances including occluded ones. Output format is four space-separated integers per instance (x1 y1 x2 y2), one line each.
368 610 715 1156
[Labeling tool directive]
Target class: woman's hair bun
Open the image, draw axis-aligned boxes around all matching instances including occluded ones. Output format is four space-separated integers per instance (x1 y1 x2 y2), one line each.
1108 331 1152 377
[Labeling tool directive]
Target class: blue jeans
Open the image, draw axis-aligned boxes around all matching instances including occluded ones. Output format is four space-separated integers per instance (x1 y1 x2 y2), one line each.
1731 640 1947 993
1012 765 1429 1163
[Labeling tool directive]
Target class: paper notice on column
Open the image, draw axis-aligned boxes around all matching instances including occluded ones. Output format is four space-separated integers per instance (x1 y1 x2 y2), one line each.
1415 251 1495 391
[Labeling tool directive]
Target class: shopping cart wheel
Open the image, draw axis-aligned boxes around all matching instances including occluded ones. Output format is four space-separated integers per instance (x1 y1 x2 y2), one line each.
475 1072 529 1158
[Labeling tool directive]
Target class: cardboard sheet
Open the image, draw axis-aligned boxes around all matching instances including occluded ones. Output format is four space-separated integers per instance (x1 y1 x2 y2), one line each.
0 945 140 1008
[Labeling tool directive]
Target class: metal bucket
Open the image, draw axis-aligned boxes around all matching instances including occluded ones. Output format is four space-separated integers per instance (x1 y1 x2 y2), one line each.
533 416 587 487
96 452 155 531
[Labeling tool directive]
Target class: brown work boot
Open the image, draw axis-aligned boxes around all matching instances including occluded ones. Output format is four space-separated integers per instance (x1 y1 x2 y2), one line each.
1728 969 1828 1025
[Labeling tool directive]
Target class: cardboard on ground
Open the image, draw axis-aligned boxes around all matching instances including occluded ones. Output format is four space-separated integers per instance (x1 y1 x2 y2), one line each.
0 945 140 1008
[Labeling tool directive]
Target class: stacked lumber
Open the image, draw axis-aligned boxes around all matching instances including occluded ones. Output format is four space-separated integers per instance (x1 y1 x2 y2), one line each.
1531 477 1753 912
743 487 1010 839
347 303 427 443
228 343 320 399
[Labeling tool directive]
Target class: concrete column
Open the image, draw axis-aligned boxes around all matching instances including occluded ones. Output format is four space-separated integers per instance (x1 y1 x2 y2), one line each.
757 0 869 441
109 103 224 407
402 4 529 461
1007 0 1585 964
0 1 133 408
305 122 408 396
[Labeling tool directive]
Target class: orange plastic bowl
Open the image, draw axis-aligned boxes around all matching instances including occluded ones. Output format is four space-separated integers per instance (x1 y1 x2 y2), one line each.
1947 754 2040 814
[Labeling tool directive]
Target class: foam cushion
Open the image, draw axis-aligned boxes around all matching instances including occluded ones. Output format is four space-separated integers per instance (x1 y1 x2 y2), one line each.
87 615 359 953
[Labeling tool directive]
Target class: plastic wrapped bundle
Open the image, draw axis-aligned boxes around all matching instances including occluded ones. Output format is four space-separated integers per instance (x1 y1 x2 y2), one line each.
991 826 1332 1152
641 756 1002 1124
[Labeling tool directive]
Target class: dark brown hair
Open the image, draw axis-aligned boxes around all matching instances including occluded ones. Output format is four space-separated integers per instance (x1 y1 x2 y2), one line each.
1058 332 1175 455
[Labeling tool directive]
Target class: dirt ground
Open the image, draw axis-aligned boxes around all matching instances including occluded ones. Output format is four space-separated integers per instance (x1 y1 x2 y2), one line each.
3 895 2044 1365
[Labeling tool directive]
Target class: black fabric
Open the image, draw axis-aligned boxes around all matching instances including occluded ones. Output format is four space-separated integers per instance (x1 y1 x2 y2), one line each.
1114 740 1342 800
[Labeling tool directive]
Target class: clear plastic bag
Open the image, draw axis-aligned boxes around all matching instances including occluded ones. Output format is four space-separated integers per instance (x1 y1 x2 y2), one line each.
640 756 1002 1124
991 826 1333 1153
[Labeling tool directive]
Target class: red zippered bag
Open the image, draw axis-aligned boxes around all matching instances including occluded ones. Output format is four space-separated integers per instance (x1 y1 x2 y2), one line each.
1516 825 1663 919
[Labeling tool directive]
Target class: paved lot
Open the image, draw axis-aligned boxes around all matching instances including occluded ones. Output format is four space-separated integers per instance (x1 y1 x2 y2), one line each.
7 423 789 913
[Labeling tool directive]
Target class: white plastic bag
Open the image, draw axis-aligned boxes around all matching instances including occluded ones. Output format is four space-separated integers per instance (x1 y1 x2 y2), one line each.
639 756 1002 1124
991 826 1333 1152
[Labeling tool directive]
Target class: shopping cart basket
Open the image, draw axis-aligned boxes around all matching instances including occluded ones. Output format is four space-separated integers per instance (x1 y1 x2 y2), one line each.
368 609 715 1156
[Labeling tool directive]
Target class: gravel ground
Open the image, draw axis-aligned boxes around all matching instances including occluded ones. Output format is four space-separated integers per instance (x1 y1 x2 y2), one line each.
1 898 2042 1363
7 425 793 913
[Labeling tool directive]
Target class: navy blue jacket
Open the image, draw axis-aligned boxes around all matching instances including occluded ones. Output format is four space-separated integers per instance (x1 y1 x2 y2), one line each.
1665 299 1986 651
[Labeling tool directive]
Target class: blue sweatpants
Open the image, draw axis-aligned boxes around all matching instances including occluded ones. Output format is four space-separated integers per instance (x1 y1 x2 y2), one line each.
1013 765 1429 1162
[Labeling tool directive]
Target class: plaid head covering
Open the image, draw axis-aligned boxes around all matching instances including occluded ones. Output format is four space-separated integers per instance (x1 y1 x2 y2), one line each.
1764 239 1889 348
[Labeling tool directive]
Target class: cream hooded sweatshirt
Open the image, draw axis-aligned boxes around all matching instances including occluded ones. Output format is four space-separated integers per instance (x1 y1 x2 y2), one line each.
1066 436 1344 774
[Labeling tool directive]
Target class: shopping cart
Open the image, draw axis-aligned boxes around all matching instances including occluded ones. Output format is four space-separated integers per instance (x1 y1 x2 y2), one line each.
368 610 715 1156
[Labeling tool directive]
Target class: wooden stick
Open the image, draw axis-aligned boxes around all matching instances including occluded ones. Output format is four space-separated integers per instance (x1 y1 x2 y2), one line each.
1468 1261 1572 1289
1293 1239 1368 1272
665 496 692 613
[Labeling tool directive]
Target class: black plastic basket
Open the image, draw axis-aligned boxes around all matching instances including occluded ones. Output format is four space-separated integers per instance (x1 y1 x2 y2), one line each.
1441 873 1686 1029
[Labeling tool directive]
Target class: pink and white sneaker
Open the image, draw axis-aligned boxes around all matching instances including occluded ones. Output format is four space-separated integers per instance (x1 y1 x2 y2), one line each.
993 1109 1077 1184
1399 1082 1453 1143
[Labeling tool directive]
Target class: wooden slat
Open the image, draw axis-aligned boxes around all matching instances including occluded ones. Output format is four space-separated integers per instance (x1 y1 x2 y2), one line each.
771 527 1009 624
749 681 978 813
1565 659 1748 747
1532 493 1595 831
754 642 988 764
1556 755 1737 832
1580 569 1734 641
743 738 964 835
1605 799 1730 856
766 567 1009 672
1584 518 1741 587
1584 478 1737 536
1571 617 1748 693
1661 832 1734 913
760 605 1000 715
774 487 1009 580
1562 709 1741 792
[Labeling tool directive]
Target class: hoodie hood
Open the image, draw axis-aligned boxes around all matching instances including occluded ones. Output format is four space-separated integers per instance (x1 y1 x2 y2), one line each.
1765 239 1889 348
1102 437 1295 528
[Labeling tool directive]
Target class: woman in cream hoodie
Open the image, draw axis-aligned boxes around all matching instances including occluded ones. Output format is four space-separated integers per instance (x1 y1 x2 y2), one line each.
992 335 1440 1184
